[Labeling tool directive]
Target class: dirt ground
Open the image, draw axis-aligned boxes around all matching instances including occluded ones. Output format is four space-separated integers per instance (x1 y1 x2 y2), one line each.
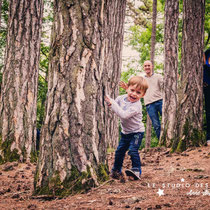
0 146 210 210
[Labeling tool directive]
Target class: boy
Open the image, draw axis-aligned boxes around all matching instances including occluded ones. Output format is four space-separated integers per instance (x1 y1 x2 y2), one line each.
120 60 163 140
105 76 148 180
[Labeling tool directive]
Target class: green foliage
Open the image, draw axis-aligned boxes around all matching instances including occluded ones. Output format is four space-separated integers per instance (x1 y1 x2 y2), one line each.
120 67 137 95
139 0 152 13
158 0 165 11
37 43 49 129
128 23 164 67
36 0 53 129
1 0 9 24
179 0 183 13
0 0 9 71
0 28 6 68
204 0 210 48
40 43 50 74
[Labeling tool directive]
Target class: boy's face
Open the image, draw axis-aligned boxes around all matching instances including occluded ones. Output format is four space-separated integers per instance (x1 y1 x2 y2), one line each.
126 85 145 103
144 61 153 76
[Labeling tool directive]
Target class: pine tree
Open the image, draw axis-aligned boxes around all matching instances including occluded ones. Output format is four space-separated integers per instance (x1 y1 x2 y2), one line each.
0 0 44 163
34 0 127 196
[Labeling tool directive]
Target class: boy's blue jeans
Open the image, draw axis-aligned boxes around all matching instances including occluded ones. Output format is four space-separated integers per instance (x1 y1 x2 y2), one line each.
146 99 163 140
112 132 144 173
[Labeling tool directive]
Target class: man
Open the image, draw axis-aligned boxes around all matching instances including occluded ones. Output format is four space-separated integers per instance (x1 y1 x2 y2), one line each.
143 60 163 140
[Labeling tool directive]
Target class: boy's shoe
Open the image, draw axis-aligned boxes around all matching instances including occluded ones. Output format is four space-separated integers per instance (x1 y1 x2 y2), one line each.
207 140 210 146
125 169 141 180
110 170 125 183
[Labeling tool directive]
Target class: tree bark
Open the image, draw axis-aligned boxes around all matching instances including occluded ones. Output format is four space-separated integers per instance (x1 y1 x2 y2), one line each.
172 0 205 152
160 0 179 147
0 0 44 163
145 0 157 148
34 0 126 196
150 0 157 65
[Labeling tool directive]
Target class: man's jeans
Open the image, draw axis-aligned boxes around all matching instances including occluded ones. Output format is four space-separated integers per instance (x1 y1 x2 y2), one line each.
146 99 163 140
112 132 144 173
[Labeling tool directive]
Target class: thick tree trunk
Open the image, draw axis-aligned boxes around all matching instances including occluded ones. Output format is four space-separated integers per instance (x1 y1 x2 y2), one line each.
34 0 126 196
145 0 157 148
0 0 44 163
172 0 205 152
160 0 179 147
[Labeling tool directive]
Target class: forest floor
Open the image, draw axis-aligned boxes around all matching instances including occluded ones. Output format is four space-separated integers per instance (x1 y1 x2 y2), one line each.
0 146 210 210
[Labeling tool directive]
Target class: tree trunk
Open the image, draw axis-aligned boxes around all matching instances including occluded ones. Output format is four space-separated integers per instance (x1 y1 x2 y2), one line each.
34 0 126 196
150 0 157 65
160 0 179 147
145 0 157 148
172 0 205 152
0 0 44 163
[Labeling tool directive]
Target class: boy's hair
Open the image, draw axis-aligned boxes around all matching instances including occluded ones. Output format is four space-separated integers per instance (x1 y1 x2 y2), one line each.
128 76 148 93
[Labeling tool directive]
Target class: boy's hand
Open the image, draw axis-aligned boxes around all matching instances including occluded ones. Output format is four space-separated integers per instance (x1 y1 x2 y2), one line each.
119 81 128 90
105 95 112 106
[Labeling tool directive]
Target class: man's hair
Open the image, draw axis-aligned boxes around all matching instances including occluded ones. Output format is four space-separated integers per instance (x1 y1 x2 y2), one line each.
144 60 152 66
128 76 148 93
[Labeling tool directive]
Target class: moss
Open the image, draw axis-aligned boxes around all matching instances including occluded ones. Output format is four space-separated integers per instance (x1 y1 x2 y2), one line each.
107 147 115 154
97 164 109 183
0 137 20 164
34 165 96 197
159 122 169 147
61 166 94 196
182 119 204 148
190 128 205 146
35 185 50 196
0 155 3 164
171 119 204 153
176 139 186 153
170 138 177 153
0 136 3 164
30 150 38 163
0 134 38 164
49 171 63 196
159 130 166 147
34 169 39 188
21 146 27 162
34 171 62 196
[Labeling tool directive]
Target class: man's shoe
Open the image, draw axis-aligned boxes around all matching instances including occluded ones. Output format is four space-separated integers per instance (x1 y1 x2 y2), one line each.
125 169 141 180
207 140 210 146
